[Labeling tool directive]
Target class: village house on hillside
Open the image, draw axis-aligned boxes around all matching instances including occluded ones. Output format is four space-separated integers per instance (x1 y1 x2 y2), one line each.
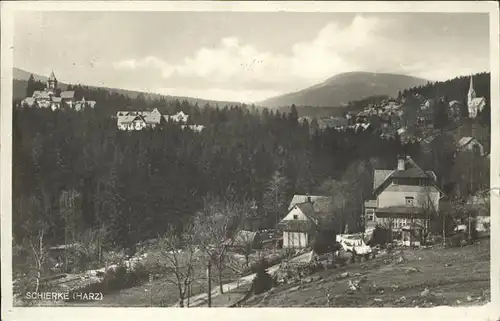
364 156 443 233
278 195 333 248
116 109 204 132
467 75 486 119
116 108 163 131
457 136 485 156
20 71 95 111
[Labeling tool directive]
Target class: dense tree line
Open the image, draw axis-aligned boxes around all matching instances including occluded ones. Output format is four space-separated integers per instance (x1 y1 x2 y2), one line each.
12 72 491 254
13 93 405 252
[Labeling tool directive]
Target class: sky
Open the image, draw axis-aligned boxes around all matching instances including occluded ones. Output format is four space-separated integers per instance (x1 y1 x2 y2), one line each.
13 11 490 103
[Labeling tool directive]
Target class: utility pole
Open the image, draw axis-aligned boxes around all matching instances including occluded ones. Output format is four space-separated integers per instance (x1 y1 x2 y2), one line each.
207 260 212 307
442 213 446 247
149 273 153 307
187 279 191 307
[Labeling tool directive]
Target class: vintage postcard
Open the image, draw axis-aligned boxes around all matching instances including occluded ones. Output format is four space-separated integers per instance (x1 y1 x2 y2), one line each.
1 1 499 321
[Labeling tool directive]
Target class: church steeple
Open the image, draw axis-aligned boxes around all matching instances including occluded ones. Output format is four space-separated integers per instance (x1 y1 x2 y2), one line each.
47 70 58 91
467 75 476 103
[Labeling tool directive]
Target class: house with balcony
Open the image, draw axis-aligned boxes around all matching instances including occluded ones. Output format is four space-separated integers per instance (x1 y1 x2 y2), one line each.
364 156 443 232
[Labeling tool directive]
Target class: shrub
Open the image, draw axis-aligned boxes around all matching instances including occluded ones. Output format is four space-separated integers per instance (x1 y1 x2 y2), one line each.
312 227 337 255
252 260 275 295
369 225 391 246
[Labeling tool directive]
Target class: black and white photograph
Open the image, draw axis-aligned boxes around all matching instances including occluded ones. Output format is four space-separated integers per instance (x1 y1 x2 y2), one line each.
1 1 499 319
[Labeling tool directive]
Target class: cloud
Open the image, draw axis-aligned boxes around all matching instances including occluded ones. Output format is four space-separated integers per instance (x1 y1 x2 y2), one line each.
110 14 488 102
113 56 175 78
113 15 384 96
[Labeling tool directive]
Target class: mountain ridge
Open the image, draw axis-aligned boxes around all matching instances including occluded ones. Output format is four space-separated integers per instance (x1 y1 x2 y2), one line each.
259 71 430 108
12 67 247 108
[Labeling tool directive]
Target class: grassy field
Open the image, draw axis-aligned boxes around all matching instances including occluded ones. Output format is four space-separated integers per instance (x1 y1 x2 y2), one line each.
241 239 490 307
63 247 282 307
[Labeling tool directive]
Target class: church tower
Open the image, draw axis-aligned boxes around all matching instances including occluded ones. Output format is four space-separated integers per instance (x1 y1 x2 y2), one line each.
467 75 476 105
47 70 58 91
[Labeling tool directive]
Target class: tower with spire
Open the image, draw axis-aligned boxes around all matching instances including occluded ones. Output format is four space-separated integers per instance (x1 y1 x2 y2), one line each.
467 75 476 104
467 74 485 119
47 70 58 91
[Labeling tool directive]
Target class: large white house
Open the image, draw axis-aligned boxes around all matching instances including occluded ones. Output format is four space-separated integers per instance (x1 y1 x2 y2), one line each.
364 156 443 232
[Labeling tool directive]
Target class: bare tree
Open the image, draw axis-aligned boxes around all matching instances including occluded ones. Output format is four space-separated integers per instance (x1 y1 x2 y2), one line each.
146 224 198 308
237 231 257 268
195 193 251 294
29 228 46 293
263 171 288 226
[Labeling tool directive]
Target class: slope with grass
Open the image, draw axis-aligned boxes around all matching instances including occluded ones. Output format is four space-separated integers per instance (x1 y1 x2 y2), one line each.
241 239 490 307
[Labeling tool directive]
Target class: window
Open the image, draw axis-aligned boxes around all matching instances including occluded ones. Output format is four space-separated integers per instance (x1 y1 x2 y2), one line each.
405 196 414 206
293 215 298 220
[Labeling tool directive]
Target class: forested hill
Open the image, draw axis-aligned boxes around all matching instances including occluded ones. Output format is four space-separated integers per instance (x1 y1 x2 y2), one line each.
13 97 411 251
259 72 429 108
277 72 491 118
13 67 246 108
402 72 491 103
11 70 491 256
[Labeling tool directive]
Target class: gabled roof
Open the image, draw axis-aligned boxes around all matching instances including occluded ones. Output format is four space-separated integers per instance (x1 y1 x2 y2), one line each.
295 202 316 220
117 115 145 124
469 97 485 108
288 195 332 212
449 100 461 107
390 167 429 179
373 170 394 190
32 90 42 98
60 91 75 99
373 156 440 196
38 92 51 99
22 97 36 106
458 136 482 148
232 230 258 246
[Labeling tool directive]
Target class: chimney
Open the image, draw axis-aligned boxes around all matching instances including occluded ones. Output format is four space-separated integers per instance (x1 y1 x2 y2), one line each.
397 156 405 171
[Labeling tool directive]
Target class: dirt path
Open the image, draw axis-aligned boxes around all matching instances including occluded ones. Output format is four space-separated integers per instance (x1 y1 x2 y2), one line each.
176 251 313 307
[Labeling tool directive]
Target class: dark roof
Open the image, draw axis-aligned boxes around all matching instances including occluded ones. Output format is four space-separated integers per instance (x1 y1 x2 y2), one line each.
373 156 440 196
390 167 430 179
373 170 394 190
288 195 332 211
232 230 259 246
296 203 316 220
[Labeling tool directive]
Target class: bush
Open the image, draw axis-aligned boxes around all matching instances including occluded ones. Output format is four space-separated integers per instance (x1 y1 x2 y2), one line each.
369 225 392 246
252 261 275 295
312 228 337 255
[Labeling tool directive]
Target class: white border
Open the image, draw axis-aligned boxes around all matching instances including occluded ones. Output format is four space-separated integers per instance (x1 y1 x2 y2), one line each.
1 2 499 321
